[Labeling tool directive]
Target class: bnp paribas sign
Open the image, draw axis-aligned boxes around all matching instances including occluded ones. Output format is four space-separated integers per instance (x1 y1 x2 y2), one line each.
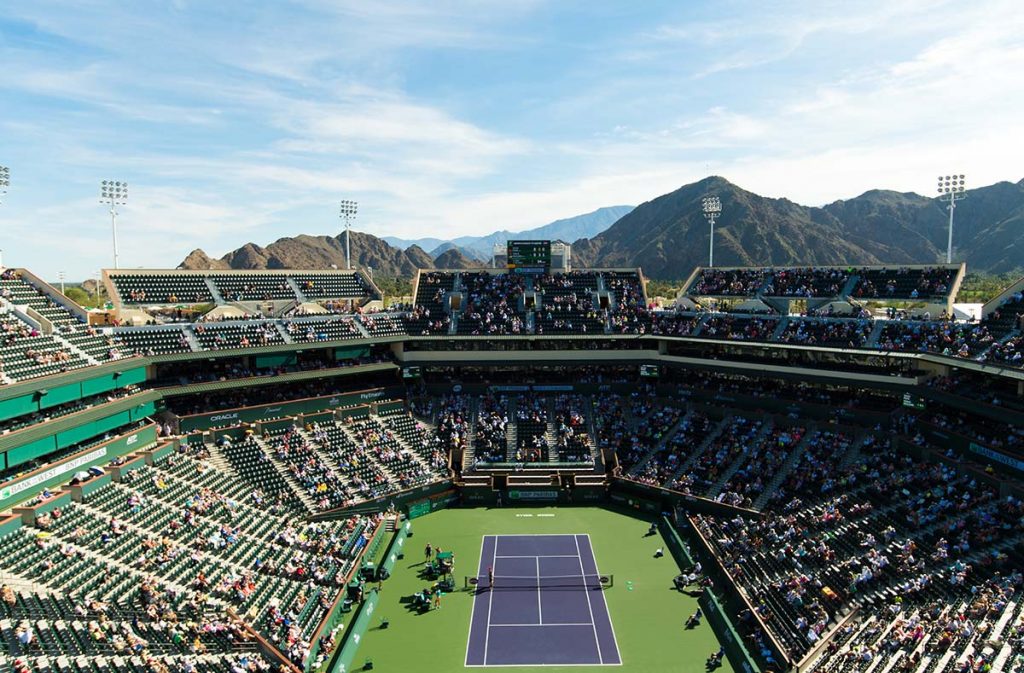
0 447 107 505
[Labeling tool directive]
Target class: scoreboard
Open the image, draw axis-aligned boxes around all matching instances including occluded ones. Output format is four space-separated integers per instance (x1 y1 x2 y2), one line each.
507 240 551 273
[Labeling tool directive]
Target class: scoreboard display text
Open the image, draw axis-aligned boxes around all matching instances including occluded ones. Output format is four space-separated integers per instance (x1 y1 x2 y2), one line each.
507 240 551 273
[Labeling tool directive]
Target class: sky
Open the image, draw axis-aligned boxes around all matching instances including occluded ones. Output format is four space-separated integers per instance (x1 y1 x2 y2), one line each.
1 1 1022 280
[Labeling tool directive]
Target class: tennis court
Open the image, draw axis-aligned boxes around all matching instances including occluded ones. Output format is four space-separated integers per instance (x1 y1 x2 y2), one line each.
465 534 621 667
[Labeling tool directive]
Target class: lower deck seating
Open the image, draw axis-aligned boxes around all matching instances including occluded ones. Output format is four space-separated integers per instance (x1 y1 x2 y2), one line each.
0 448 384 670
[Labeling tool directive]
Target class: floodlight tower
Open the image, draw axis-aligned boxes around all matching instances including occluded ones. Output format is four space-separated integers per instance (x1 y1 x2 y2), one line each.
0 165 8 268
339 200 358 270
937 174 966 264
702 195 722 267
100 180 129 269
0 165 9 204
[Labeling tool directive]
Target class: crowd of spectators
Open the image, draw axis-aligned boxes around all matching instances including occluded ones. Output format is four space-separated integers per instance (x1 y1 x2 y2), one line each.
852 266 956 299
459 273 527 335
552 395 592 462
877 320 994 358
693 455 1024 666
473 394 509 463
778 319 873 348
690 269 767 296
765 268 849 298
701 316 780 341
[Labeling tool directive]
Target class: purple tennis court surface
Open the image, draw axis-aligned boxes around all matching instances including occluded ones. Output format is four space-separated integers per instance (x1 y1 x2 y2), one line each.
465 534 621 667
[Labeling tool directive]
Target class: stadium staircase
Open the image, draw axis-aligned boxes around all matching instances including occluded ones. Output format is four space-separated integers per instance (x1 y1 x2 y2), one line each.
544 398 559 462
352 316 373 339
202 277 224 304
628 410 690 476
272 321 293 344
752 426 819 510
839 274 860 299
707 417 774 495
664 414 733 486
49 331 101 366
689 313 712 337
505 397 518 462
285 277 308 303
180 327 203 352
583 399 603 468
462 397 479 468
253 434 323 512
770 317 790 341
866 319 886 347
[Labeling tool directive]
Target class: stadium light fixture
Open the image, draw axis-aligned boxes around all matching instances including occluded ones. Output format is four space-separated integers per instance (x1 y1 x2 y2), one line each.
58 271 66 295
0 165 9 204
936 174 965 264
0 166 7 268
702 195 722 267
100 180 129 269
339 199 358 270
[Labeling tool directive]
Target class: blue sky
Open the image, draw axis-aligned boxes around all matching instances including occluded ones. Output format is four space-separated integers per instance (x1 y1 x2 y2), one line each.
1 0 1022 279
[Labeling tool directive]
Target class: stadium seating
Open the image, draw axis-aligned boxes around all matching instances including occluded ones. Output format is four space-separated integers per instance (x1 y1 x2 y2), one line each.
764 268 851 298
407 272 454 335
982 288 1024 337
688 268 768 296
0 446 385 670
700 315 780 341
109 273 214 304
877 320 994 357
283 316 362 343
778 318 873 348
693 456 1024 664
209 275 296 302
851 266 956 300
457 273 527 335
291 272 373 300
472 394 510 464
534 272 605 335
357 314 408 338
0 312 91 382
113 327 194 356
192 322 284 351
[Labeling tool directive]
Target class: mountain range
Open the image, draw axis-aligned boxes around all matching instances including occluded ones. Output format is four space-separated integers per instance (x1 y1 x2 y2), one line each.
179 176 1024 280
382 205 634 260
571 176 1024 278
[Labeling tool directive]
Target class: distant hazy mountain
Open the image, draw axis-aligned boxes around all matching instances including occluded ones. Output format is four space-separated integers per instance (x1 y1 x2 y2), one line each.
381 235 447 251
571 176 1024 279
428 242 489 261
382 205 634 260
432 248 477 269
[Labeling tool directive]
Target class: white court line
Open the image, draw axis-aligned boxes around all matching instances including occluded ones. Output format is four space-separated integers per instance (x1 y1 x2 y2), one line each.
573 534 603 665
495 554 578 558
583 533 623 664
465 533 486 667
464 534 485 667
490 623 597 627
536 555 543 624
466 534 623 668
483 535 498 666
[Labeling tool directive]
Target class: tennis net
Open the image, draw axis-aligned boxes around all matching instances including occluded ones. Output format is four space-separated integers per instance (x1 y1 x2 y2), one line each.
464 573 613 590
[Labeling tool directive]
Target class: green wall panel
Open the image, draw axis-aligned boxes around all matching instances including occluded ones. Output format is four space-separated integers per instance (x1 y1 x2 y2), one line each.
80 373 117 397
0 394 38 422
117 367 147 387
38 383 80 410
56 422 97 449
6 436 58 468
130 401 156 421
